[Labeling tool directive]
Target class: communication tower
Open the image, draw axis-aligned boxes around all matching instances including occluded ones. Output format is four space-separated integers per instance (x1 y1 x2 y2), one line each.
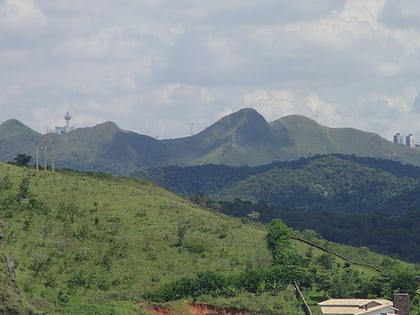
64 112 72 132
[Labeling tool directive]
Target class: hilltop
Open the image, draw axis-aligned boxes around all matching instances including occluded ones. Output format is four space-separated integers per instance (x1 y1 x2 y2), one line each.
1 108 419 174
0 163 419 314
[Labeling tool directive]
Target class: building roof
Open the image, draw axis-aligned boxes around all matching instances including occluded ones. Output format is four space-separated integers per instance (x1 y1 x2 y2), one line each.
318 299 396 315
318 299 392 306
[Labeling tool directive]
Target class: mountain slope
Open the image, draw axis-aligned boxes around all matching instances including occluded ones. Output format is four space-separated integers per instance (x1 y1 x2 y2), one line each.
1 163 419 314
134 154 420 212
134 154 420 262
160 108 291 166
0 163 271 314
1 108 419 173
212 155 417 213
272 115 405 159
0 120 41 164
0 119 40 138
47 122 163 173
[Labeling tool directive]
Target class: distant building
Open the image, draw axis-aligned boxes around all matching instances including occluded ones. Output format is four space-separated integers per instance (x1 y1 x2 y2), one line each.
48 112 74 135
406 133 415 148
393 132 416 148
393 133 404 145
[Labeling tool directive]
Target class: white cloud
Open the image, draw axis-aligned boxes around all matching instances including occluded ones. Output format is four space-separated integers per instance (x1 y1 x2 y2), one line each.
0 0 46 30
3 0 420 142
243 89 340 127
243 89 296 120
57 28 138 61
0 49 27 64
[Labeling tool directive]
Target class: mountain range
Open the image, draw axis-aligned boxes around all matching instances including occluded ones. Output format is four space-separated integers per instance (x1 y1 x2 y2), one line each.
1 108 418 174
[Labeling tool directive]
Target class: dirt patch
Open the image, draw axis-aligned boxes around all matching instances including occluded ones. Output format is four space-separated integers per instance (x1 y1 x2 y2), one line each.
142 302 246 315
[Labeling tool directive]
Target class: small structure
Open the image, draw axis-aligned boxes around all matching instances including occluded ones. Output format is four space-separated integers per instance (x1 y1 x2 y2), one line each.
48 112 75 134
318 298 398 315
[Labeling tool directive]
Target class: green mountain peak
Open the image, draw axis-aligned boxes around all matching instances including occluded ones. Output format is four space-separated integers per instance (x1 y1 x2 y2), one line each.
0 119 40 138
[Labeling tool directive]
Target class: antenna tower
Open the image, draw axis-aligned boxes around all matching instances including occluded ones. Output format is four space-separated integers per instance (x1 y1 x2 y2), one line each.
188 123 195 136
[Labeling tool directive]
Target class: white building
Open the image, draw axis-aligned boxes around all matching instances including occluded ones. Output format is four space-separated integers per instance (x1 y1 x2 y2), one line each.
393 133 404 145
406 134 415 148
49 112 74 135
318 298 398 315
393 133 416 148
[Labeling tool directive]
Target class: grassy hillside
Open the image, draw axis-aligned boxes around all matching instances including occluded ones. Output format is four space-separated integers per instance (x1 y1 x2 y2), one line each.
273 115 400 159
0 120 40 166
0 247 39 314
0 119 40 139
0 163 273 314
0 163 419 315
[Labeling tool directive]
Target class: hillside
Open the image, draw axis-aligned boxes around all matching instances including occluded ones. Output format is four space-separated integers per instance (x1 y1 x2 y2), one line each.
1 108 420 174
135 154 420 214
1 163 419 314
0 245 39 314
134 154 420 262
0 163 277 314
213 155 417 214
0 119 40 139
271 115 399 159
0 120 41 165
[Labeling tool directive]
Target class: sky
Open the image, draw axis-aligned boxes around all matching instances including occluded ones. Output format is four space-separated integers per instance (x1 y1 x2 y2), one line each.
1 0 420 140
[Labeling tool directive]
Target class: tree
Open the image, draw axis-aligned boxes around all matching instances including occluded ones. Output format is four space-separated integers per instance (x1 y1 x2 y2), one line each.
266 219 290 255
316 253 334 270
266 219 306 266
14 153 31 166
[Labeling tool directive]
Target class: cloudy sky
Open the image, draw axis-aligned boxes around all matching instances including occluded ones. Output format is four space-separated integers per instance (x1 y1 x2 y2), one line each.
1 0 420 140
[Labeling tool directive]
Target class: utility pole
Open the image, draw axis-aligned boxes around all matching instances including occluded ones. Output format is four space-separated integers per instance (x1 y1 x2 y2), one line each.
51 140 55 172
36 143 39 172
43 141 47 171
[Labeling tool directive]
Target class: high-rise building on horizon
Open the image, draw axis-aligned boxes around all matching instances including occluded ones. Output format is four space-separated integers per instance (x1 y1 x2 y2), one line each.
406 133 415 148
393 132 404 145
393 132 416 148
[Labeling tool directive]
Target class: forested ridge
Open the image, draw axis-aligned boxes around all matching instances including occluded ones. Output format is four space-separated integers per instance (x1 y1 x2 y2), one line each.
136 154 420 262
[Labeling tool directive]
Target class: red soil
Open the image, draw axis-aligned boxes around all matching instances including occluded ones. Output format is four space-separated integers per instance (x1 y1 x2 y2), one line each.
143 302 246 315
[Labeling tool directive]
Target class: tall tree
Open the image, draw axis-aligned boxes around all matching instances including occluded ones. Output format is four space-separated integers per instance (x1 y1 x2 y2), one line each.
14 154 31 166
